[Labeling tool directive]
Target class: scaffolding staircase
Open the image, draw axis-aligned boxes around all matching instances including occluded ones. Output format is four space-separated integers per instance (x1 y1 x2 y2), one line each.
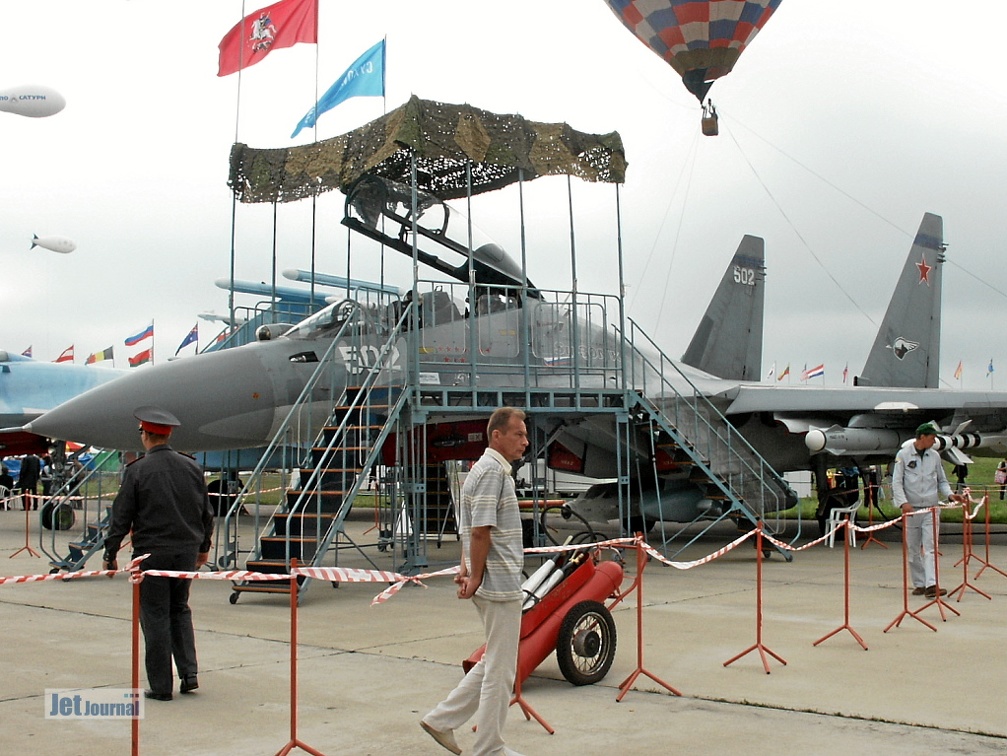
218 281 796 604
622 319 797 557
228 304 409 602
40 449 123 572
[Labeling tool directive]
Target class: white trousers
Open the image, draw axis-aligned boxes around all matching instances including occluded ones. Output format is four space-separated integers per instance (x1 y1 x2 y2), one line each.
906 508 938 589
424 595 521 756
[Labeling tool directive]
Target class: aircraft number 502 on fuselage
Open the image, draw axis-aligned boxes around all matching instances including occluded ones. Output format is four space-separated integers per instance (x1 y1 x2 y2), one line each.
339 344 402 376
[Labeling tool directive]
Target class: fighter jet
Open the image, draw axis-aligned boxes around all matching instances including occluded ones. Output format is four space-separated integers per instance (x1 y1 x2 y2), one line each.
17 180 1007 526
0 351 123 455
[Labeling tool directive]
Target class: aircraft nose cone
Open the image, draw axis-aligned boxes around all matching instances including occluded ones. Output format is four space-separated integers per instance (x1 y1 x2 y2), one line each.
29 348 277 451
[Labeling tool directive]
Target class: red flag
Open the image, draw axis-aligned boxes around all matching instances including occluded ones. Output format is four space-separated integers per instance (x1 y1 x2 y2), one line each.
54 345 74 363
128 348 153 368
217 0 318 77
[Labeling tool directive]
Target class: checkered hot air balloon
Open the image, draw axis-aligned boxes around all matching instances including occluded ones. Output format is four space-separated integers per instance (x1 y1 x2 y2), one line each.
604 0 783 103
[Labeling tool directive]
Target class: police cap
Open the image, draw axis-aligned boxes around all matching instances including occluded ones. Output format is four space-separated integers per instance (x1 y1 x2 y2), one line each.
134 405 180 435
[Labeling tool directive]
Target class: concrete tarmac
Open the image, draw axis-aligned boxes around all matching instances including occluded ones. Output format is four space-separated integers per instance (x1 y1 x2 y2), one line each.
1 505 1005 755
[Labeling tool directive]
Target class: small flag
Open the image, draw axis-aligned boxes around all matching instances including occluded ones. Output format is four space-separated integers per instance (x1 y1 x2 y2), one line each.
802 363 825 381
842 363 849 384
778 363 790 381
175 324 198 356
54 345 74 364
291 38 385 138
987 358 995 377
217 0 318 77
766 362 775 380
954 360 963 381
125 322 154 347
86 346 114 365
128 348 153 368
21 346 32 358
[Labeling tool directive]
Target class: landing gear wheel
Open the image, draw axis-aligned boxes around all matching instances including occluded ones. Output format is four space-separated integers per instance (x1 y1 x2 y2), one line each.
556 600 617 686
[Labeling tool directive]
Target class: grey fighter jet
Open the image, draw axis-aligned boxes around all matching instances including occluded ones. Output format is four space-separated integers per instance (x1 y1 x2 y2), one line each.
15 188 1007 526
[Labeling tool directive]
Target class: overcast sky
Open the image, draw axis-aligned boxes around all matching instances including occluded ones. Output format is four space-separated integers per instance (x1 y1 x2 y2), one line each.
3 1 1005 388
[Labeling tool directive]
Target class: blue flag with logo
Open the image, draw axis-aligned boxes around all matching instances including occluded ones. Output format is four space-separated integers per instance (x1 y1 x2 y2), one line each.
291 39 385 138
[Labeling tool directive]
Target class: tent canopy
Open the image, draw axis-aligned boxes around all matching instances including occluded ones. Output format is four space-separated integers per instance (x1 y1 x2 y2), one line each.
228 95 626 203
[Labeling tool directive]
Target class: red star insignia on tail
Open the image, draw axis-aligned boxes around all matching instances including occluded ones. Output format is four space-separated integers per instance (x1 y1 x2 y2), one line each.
916 256 932 285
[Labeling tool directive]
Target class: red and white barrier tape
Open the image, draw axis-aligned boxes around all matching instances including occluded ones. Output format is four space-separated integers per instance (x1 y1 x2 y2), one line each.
3 502 976 598
642 530 755 570
0 555 147 586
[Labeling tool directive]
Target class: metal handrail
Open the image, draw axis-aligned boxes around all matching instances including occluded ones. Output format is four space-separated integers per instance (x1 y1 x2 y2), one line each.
217 301 365 569
622 318 792 525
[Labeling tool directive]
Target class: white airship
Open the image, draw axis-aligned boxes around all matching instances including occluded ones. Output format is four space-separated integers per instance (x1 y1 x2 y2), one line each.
31 234 76 254
0 85 66 118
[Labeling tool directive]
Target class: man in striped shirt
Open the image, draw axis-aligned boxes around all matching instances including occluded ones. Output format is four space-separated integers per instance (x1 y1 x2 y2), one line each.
422 407 528 755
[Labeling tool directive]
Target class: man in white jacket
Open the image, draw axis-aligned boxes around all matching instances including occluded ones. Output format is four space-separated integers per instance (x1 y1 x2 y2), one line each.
891 422 965 598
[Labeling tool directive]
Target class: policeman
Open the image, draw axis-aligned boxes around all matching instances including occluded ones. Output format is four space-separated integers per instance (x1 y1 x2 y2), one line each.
102 406 214 701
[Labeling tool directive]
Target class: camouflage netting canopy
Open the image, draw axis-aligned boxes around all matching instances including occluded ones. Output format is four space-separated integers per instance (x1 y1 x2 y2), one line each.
228 95 626 204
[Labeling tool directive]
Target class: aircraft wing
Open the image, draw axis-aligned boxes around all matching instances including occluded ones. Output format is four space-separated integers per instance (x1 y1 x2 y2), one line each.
725 384 1007 422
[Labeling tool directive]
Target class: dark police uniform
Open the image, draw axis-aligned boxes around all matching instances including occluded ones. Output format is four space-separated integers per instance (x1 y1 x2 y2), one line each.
104 443 214 697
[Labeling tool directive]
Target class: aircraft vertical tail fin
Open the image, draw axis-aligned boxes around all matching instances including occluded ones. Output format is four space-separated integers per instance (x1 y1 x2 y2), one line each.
681 235 765 381
856 213 944 388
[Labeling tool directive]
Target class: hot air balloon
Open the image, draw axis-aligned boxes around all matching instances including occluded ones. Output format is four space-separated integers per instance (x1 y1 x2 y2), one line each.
31 235 76 254
0 85 66 118
604 0 782 134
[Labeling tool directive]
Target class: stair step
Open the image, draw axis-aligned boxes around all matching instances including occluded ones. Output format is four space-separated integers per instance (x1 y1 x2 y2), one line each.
260 536 320 561
245 559 297 574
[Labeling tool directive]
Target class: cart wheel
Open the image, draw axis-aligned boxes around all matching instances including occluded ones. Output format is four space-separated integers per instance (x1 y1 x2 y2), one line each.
229 592 240 605
556 600 617 686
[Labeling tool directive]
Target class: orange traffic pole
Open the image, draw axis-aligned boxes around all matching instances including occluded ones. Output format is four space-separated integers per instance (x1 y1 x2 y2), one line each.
913 507 959 622
814 517 867 649
885 511 936 632
973 490 1007 581
723 524 787 673
617 537 681 700
859 485 887 550
131 573 141 756
275 559 325 756
948 497 991 602
9 504 41 558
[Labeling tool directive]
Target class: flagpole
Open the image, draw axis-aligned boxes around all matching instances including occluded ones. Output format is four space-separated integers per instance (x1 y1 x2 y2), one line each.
229 0 246 332
309 0 320 309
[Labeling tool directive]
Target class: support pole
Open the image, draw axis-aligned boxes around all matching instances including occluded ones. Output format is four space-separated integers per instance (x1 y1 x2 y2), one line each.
913 508 959 622
9 504 40 558
723 525 787 673
132 573 141 756
276 560 325 756
885 512 936 632
973 491 1007 581
510 676 554 735
948 497 991 602
859 488 887 550
813 518 868 649
617 538 681 700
